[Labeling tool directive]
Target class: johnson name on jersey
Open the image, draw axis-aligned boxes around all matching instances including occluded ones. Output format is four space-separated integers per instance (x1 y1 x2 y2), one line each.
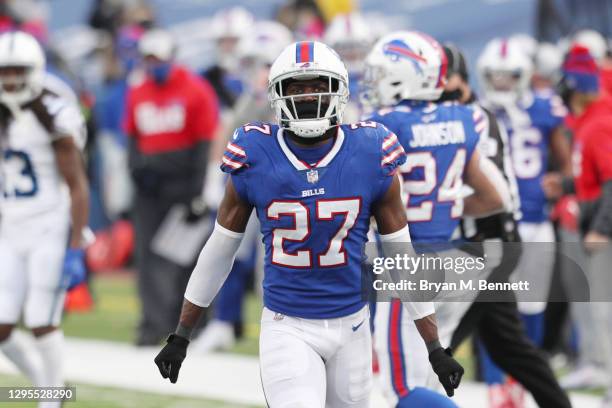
220 121 405 319
492 91 566 223
368 101 481 243
0 74 86 220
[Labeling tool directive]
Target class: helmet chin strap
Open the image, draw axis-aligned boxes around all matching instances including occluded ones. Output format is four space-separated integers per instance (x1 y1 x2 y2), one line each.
286 123 337 145
288 118 331 138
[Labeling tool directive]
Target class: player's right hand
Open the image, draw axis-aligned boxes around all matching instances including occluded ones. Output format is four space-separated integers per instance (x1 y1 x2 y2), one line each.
154 334 189 383
429 347 464 397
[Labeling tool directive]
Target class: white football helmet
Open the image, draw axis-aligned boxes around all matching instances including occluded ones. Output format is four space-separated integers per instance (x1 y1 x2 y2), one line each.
0 31 45 107
361 31 447 108
477 38 533 107
535 42 562 81
323 13 372 74
238 21 293 66
509 33 538 60
268 41 349 138
210 6 254 71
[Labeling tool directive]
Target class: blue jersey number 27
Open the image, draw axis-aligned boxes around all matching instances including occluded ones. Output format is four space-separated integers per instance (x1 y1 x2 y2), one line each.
267 198 361 268
2 149 38 198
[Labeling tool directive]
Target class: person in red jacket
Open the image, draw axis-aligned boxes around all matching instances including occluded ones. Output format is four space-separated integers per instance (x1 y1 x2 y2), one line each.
124 29 219 345
557 45 612 407
558 46 612 247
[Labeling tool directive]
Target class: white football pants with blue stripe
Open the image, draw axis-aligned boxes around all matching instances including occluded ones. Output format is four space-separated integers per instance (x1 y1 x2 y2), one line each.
374 246 499 406
259 305 371 408
374 299 466 406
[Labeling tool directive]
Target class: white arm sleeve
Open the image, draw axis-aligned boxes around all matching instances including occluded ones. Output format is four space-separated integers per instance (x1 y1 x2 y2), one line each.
379 226 435 320
184 221 244 307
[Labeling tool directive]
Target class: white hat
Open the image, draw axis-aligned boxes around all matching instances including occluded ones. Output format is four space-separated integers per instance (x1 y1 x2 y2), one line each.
138 29 175 61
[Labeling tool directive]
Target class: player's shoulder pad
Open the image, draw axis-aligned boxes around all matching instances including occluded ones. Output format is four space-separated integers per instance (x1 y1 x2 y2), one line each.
379 125 406 176
444 102 486 135
467 103 488 138
27 87 86 149
347 122 406 176
221 122 276 174
343 120 386 147
366 105 412 126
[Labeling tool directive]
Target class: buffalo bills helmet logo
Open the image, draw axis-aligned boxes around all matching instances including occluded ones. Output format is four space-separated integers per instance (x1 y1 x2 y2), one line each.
383 39 427 74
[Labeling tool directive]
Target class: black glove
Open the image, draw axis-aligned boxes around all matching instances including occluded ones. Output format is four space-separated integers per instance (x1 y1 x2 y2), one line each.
154 334 189 383
184 197 208 224
429 347 464 397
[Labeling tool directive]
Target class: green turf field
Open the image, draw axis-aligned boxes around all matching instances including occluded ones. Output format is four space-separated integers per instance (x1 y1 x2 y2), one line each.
4 274 264 407
63 273 474 371
0 373 259 408
62 273 261 355
5 274 602 405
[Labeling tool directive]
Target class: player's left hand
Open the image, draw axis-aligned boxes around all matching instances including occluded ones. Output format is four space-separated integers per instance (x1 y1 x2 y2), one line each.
154 334 189 383
62 248 87 290
429 347 464 397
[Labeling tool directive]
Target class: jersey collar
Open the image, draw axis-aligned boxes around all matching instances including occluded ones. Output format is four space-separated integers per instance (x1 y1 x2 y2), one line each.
277 126 345 170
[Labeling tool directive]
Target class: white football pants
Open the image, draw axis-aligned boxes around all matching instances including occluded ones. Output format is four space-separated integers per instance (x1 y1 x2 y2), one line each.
259 305 372 408
0 208 69 328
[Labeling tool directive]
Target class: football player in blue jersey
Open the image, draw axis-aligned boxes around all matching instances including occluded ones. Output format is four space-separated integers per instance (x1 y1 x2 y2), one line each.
154 40 464 407
361 31 509 408
443 44 572 408
475 38 573 407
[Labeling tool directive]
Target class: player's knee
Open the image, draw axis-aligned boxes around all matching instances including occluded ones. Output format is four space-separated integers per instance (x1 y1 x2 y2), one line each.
0 324 15 343
31 326 57 338
397 387 458 408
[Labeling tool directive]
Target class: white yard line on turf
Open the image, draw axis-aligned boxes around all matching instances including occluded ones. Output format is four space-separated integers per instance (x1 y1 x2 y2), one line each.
0 334 603 408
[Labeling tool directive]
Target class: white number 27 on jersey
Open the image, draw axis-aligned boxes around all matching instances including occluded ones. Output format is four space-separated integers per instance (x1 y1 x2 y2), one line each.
267 198 361 268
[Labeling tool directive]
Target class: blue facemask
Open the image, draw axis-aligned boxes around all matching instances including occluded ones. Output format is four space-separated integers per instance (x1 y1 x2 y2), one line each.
148 62 173 84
